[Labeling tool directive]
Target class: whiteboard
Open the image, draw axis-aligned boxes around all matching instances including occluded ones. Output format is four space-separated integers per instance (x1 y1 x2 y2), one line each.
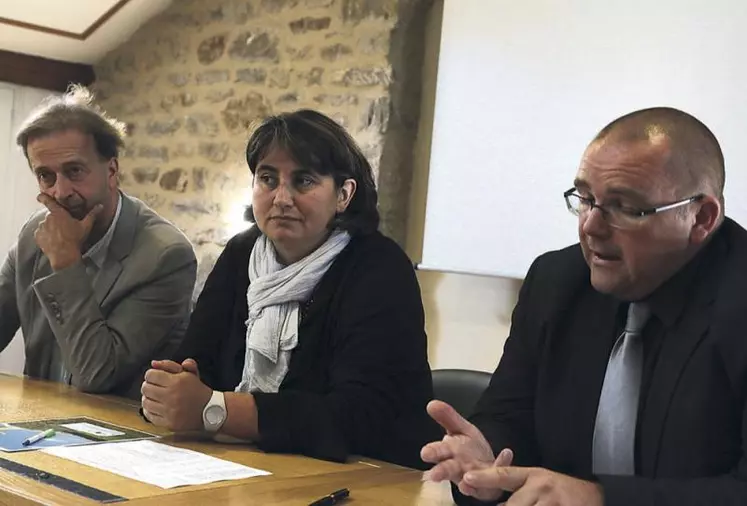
421 0 747 278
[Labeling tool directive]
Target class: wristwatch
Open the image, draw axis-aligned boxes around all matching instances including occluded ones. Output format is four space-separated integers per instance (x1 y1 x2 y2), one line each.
202 390 227 432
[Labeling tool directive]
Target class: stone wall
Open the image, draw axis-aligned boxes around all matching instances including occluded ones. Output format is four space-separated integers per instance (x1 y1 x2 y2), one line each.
93 0 432 292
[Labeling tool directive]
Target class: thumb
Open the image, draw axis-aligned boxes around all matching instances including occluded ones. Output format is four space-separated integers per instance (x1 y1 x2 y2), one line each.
463 466 528 492
181 358 200 376
427 400 481 438
80 204 104 232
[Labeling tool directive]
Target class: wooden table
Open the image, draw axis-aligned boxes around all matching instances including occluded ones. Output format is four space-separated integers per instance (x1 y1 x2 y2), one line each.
0 374 453 505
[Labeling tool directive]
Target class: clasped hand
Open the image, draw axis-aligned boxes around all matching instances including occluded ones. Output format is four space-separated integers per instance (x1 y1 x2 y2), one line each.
141 359 212 432
421 400 604 506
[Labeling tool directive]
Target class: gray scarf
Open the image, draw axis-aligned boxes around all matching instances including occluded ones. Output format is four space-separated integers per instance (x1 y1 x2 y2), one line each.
236 230 351 393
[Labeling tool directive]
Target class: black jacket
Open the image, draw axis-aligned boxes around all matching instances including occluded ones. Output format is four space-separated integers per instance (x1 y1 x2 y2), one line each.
176 228 440 468
457 218 747 505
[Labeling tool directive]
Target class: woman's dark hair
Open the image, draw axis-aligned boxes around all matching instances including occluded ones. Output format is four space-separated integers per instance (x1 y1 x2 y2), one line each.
244 109 379 236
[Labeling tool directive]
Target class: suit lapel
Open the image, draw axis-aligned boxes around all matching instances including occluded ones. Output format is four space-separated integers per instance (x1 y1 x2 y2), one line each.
93 193 137 305
93 258 123 304
638 281 715 476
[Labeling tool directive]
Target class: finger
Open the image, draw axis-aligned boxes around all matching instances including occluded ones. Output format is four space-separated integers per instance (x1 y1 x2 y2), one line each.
427 400 482 438
144 368 174 387
142 396 166 418
80 204 103 232
494 448 514 467
424 459 466 483
181 358 199 376
37 193 64 213
141 382 169 403
421 440 454 464
457 480 480 498
503 479 539 506
464 466 529 493
151 360 184 374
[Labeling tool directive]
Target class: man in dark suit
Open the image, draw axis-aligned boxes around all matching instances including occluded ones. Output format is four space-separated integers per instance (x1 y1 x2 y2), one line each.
422 107 747 505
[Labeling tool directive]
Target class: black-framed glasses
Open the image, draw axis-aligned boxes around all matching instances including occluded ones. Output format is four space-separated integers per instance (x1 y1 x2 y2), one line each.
563 188 704 230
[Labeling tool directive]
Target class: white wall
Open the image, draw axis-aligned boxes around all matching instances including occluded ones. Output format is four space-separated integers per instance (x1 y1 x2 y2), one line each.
422 0 747 279
408 1 521 373
0 83 52 375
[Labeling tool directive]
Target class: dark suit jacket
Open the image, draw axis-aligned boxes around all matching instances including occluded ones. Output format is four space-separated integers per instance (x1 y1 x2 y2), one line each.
175 228 440 468
457 217 747 506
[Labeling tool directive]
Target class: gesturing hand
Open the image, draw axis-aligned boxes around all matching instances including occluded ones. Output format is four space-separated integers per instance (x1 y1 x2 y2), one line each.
421 400 514 501
34 194 103 271
462 466 604 506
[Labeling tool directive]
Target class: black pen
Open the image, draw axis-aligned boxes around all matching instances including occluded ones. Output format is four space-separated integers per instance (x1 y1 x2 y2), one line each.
308 488 350 506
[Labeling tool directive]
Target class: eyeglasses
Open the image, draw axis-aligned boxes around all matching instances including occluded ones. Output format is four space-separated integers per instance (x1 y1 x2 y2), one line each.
563 188 704 230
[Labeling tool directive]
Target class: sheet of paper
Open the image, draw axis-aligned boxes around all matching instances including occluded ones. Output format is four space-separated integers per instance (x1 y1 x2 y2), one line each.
42 440 271 488
60 423 125 437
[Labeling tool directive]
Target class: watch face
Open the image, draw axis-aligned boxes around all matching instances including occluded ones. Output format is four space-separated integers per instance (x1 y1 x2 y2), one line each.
205 405 226 425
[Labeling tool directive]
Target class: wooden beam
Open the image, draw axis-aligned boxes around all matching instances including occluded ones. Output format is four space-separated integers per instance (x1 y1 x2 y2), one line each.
0 0 133 41
0 50 94 92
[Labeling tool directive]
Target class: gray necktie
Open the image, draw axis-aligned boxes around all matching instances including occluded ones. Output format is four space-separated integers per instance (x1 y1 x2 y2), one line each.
592 302 651 475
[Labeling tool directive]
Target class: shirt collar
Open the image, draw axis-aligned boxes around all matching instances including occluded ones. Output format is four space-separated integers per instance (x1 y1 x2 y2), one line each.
83 193 122 269
642 225 726 328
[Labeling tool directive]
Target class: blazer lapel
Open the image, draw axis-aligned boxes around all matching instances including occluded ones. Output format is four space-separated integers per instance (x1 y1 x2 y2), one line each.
638 284 715 476
93 258 123 305
94 193 137 305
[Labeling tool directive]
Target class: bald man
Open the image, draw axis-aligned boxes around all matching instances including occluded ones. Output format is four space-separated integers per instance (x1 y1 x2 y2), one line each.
422 108 747 506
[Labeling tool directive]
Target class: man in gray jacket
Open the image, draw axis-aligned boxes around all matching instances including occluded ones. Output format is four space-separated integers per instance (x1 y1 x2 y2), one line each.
0 85 196 398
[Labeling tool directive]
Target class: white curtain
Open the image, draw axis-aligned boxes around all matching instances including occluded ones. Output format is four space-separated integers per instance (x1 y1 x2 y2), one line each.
0 84 54 375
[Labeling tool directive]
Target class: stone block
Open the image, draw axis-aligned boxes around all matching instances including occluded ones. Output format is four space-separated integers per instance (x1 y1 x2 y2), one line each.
146 119 182 136
235 68 267 84
132 167 160 184
159 168 189 192
171 199 221 217
197 35 227 65
199 142 230 163
297 67 324 86
269 69 291 88
186 114 221 137
289 17 332 33
277 93 299 105
196 70 230 85
174 143 196 158
305 0 335 7
168 73 191 87
313 93 359 106
320 43 353 61
192 167 208 191
286 45 314 61
357 32 389 54
160 93 197 112
205 89 236 103
362 96 390 133
342 0 397 23
331 67 391 87
261 0 299 12
222 92 272 132
229 32 279 63
138 145 169 162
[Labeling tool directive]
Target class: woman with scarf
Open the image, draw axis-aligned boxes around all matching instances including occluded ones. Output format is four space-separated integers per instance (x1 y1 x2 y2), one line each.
140 109 437 468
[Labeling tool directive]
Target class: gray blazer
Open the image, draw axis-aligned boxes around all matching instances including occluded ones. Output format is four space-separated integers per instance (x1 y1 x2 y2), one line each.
0 193 197 398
